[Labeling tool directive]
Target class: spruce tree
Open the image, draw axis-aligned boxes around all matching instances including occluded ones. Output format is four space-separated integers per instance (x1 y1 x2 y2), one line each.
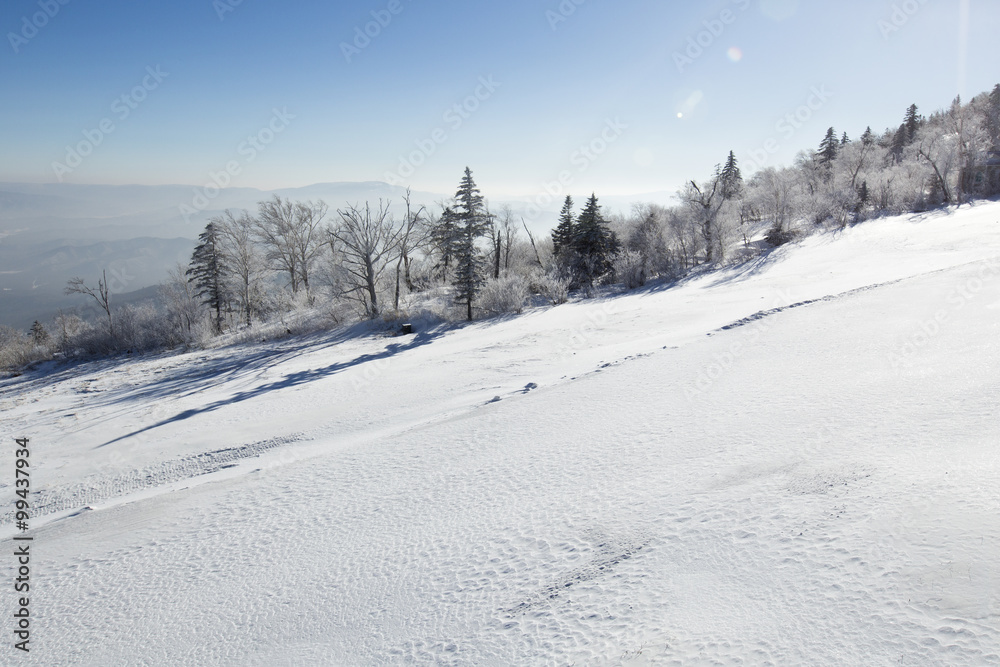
29 321 49 345
904 104 920 143
857 180 870 209
571 194 619 289
861 126 875 146
987 84 1000 149
450 167 489 320
551 195 575 260
187 222 228 334
719 151 743 199
890 124 908 163
817 127 839 165
431 207 460 281
840 131 850 145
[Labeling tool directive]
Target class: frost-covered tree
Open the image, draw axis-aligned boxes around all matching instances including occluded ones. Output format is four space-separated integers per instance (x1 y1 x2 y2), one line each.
571 194 619 288
430 206 460 282
747 167 797 244
551 195 575 259
254 196 327 299
910 115 959 205
904 103 921 143
215 209 265 327
160 263 204 341
679 155 738 264
393 188 430 311
720 151 743 198
29 321 49 346
451 167 490 319
487 204 519 279
187 222 229 334
332 200 402 318
987 84 1000 149
65 270 114 342
624 203 671 281
817 127 839 166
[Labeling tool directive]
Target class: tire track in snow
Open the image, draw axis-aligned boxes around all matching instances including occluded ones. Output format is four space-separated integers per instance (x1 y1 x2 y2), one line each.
0 433 305 526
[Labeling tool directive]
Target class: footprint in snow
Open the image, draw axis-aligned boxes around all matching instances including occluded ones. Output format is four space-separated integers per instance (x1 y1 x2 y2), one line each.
522 382 538 393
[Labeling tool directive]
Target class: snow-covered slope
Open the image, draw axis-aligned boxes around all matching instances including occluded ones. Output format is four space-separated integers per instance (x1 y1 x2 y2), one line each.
2 203 1000 665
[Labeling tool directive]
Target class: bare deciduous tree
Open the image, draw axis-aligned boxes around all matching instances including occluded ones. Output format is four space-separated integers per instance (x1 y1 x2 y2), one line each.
488 204 519 278
394 188 431 311
255 196 327 300
160 263 203 340
332 200 402 318
680 178 726 263
216 209 265 326
65 270 114 341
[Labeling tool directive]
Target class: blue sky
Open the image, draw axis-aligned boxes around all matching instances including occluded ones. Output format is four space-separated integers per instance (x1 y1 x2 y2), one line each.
2 0 997 198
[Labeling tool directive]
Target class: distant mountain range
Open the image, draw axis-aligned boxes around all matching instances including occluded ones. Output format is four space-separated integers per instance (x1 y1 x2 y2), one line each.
0 181 674 329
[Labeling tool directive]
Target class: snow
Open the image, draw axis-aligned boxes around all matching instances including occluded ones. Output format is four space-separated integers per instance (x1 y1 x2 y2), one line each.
2 203 1000 665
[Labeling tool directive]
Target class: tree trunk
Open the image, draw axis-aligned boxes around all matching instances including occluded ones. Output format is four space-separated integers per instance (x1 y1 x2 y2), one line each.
365 255 378 318
493 230 501 279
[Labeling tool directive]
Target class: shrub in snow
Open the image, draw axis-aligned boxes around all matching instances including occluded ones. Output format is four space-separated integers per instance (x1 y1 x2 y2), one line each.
613 250 647 289
530 271 569 305
479 275 529 316
0 326 52 372
115 303 176 352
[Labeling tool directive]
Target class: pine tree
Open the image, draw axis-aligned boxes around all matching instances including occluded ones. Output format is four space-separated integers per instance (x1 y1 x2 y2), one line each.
861 126 875 146
857 180 870 209
719 151 743 199
431 207 460 281
904 104 920 143
817 127 839 165
186 222 228 334
571 194 619 289
840 131 850 146
890 124 908 163
453 223 485 320
29 321 49 345
551 195 575 259
987 84 1000 149
450 167 490 320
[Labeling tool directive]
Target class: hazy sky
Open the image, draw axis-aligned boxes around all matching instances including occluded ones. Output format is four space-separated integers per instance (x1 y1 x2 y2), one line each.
2 0 997 198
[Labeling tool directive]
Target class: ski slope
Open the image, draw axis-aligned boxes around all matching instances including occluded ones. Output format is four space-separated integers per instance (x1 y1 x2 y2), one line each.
2 203 1000 665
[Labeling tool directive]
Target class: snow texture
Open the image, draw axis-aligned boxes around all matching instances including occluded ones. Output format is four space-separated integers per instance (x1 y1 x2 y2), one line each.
2 203 999 665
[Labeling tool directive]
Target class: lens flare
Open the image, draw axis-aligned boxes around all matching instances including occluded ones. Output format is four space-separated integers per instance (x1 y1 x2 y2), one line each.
727 47 743 62
676 90 703 119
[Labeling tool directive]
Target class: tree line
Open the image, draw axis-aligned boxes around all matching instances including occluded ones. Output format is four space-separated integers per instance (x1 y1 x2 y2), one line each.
2 84 998 371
